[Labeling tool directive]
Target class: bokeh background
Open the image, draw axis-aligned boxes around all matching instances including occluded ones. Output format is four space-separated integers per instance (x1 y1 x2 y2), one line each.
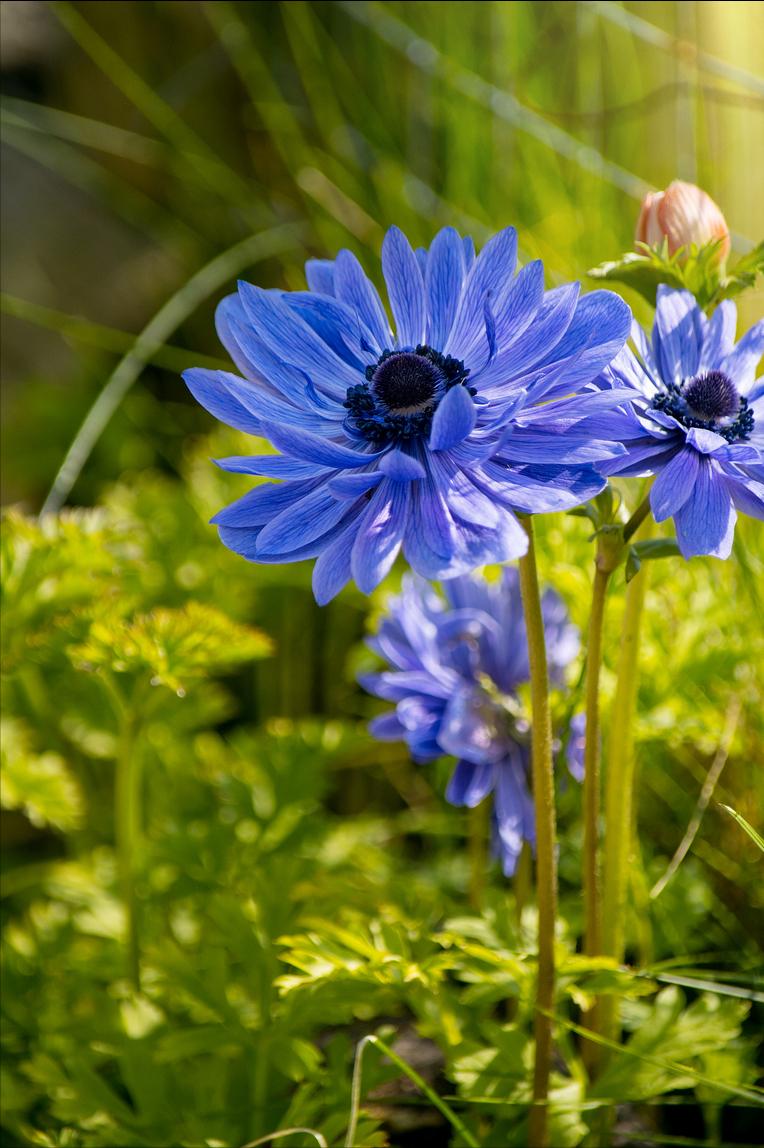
1 3 763 1147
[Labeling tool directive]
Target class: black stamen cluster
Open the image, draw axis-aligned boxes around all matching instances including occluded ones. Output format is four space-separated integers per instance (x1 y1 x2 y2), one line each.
652 374 754 444
345 345 475 444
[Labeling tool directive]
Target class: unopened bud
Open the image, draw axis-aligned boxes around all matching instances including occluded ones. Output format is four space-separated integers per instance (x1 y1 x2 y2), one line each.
635 180 730 263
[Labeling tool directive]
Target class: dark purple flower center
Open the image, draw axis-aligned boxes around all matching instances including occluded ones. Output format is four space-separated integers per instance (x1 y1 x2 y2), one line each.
344 345 474 444
683 370 740 420
371 351 440 414
651 369 754 443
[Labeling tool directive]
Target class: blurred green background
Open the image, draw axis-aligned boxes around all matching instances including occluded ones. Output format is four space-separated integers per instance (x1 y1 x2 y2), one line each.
1 3 763 1147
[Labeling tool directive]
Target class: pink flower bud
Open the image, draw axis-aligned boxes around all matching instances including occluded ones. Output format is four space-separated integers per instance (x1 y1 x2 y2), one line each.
635 180 730 262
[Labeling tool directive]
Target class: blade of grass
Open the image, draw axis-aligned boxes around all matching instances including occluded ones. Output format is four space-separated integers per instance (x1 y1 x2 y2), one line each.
0 119 199 252
2 293 228 373
2 96 166 166
651 697 742 898
346 1034 479 1148
40 223 304 517
50 1 259 217
538 1008 764 1106
240 1129 328 1148
719 804 764 852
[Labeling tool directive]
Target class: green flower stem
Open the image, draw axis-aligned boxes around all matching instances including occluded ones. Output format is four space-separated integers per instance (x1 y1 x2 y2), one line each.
580 563 611 1077
518 519 557 1148
600 524 654 1049
115 709 142 991
468 800 489 910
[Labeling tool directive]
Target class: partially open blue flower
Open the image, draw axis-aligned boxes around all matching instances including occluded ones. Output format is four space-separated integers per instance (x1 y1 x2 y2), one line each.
361 570 580 875
184 226 630 601
595 286 764 558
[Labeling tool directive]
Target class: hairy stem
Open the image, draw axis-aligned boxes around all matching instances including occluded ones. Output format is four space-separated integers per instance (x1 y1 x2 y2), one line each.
600 532 653 1045
518 519 557 1148
580 564 611 1076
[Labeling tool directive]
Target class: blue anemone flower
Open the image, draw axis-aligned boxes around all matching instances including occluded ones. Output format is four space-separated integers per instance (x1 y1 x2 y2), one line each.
595 286 764 558
184 226 630 601
361 570 580 875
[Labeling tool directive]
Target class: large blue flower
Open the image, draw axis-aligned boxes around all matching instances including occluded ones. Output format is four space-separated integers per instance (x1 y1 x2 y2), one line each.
595 286 764 558
184 226 630 601
361 570 580 875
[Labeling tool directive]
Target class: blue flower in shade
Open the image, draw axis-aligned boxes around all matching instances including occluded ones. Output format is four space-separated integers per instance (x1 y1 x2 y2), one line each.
183 226 631 602
361 570 580 875
595 286 764 558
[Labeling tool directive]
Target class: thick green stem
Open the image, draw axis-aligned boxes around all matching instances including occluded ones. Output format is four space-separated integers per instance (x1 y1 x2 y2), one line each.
518 519 556 1148
600 530 653 1047
580 564 611 1076
115 712 142 990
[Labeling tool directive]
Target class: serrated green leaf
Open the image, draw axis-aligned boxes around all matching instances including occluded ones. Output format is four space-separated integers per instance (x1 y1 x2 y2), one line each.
0 717 83 830
69 601 272 692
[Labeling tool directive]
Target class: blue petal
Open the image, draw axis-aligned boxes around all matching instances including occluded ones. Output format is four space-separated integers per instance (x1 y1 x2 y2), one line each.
378 450 427 481
183 367 262 436
381 227 426 347
445 227 518 360
476 283 580 389
333 249 391 351
238 281 359 398
494 757 535 874
721 320 764 396
429 385 477 451
351 479 410 593
215 294 262 380
498 429 625 465
699 300 737 371
674 457 736 558
191 365 335 431
305 259 336 295
685 427 728 455
649 447 699 521
285 292 371 367
488 260 544 350
327 471 384 499
256 487 359 556
312 518 358 603
475 461 605 514
368 712 406 741
425 227 466 349
214 455 327 479
440 686 505 765
722 473 764 521
652 286 704 385
261 420 383 468
226 316 343 413
528 289 632 400
211 478 322 527
445 759 495 807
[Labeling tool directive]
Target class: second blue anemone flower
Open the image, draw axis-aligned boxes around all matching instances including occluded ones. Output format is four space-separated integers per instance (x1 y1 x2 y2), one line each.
361 570 581 875
595 286 764 558
184 226 630 601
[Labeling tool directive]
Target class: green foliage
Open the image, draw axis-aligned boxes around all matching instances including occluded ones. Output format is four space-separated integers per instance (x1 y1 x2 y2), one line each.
588 239 764 310
1 718 83 832
70 602 271 695
2 2 763 1144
